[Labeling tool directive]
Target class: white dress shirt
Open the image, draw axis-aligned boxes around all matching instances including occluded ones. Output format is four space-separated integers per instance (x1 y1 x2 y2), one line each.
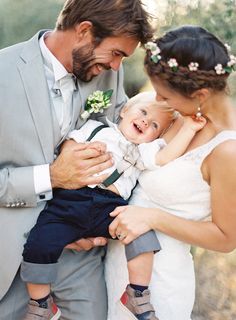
33 31 74 202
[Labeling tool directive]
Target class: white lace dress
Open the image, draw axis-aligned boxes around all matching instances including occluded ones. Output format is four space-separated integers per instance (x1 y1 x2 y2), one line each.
105 131 236 320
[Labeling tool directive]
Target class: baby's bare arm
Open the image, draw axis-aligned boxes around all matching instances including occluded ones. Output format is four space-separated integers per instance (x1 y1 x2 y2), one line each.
156 116 206 166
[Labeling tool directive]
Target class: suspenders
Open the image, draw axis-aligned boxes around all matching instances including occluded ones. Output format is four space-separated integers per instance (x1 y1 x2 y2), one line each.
86 124 107 142
86 125 122 187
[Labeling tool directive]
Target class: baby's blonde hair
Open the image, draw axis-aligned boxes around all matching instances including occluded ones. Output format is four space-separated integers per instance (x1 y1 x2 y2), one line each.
125 91 176 121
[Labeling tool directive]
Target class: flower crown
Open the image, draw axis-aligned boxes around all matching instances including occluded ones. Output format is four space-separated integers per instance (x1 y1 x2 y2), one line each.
145 41 236 75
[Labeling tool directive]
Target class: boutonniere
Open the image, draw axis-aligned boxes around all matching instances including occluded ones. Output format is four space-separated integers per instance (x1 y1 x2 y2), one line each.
80 89 113 120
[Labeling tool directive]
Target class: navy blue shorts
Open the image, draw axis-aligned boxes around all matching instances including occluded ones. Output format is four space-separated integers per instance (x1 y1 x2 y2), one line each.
23 187 128 263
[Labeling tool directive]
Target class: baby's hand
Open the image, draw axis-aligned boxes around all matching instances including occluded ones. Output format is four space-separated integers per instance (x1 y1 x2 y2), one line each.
183 116 207 132
84 141 107 154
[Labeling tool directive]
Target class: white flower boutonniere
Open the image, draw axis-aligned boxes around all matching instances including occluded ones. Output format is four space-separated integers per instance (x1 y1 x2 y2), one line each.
80 89 113 120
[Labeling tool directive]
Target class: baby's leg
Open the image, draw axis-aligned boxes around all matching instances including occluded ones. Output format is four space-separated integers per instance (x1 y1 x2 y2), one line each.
22 219 83 281
125 230 161 287
127 251 154 286
26 283 51 301
119 231 161 320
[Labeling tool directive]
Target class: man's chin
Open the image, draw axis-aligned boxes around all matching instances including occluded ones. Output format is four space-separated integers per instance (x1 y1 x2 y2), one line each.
75 72 98 83
74 64 110 82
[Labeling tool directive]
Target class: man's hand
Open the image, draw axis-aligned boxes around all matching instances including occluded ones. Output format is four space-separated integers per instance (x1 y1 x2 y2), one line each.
50 140 113 189
65 237 107 251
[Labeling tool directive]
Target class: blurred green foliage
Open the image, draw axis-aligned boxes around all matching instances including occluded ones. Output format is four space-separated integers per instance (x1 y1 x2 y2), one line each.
159 0 236 52
0 0 64 48
123 48 148 97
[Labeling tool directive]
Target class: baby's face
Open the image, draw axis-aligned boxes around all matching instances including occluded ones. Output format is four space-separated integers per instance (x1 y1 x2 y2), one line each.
118 102 172 144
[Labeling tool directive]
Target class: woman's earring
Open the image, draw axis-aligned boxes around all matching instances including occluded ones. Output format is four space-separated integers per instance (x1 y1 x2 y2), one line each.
195 106 202 118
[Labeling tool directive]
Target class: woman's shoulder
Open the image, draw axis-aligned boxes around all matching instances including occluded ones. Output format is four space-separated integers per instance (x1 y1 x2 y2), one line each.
211 135 236 158
206 132 236 168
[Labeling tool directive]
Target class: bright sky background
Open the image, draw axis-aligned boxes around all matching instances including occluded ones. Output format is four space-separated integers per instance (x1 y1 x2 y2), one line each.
142 0 216 22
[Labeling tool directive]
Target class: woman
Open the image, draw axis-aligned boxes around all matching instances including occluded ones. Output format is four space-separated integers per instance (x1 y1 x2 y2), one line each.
105 25 236 320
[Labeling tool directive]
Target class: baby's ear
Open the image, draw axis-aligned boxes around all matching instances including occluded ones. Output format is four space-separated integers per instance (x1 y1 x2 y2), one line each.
120 104 129 118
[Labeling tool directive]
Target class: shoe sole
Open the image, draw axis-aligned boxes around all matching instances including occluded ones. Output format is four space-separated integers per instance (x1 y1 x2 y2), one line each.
117 300 139 320
51 308 61 320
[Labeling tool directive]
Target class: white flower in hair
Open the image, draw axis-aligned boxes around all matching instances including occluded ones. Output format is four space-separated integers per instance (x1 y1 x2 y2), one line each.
145 41 162 63
167 58 178 71
227 54 236 67
145 41 158 51
152 47 161 56
215 64 226 75
225 43 231 52
188 62 199 71
168 58 178 67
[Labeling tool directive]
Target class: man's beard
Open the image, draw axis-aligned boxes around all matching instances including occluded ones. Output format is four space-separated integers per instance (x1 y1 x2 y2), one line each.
72 43 111 82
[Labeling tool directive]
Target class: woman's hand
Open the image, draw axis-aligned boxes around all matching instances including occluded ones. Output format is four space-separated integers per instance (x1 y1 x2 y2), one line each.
109 205 154 244
65 237 107 251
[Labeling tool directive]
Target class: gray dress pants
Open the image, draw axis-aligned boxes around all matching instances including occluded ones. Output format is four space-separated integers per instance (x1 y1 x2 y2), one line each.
0 248 107 320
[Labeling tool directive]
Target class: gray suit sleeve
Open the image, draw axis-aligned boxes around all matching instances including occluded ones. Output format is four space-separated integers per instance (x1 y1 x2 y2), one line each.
0 166 37 208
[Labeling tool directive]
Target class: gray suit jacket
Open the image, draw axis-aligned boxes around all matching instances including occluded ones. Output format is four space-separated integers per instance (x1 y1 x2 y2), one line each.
0 30 127 300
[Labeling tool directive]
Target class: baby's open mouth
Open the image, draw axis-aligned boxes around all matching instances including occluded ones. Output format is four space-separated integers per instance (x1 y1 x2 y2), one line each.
133 123 143 133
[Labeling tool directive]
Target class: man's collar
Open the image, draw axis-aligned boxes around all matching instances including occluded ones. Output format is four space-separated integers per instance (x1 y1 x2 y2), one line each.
39 31 68 82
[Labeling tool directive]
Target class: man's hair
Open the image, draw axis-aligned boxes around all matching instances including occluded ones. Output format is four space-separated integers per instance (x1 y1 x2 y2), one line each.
56 0 153 45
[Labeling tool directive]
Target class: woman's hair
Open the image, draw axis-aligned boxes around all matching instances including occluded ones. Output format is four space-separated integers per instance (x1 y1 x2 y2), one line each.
145 25 232 96
56 0 153 45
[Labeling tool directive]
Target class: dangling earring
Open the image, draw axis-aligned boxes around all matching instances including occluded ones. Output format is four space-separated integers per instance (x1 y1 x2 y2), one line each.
195 105 202 118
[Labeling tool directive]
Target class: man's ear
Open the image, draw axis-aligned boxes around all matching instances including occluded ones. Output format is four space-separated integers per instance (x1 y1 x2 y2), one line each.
191 88 211 104
74 21 93 42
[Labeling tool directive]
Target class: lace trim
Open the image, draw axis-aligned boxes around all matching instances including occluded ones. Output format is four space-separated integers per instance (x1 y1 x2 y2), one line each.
181 130 236 166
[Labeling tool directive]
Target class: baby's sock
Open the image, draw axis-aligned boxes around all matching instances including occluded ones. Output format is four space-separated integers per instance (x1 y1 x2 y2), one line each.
130 284 148 292
31 294 50 308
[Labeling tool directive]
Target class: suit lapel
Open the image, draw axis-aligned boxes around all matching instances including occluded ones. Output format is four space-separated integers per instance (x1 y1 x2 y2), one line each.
17 32 55 163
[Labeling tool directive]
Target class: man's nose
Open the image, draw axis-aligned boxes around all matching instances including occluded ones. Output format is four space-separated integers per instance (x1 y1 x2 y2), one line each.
110 56 123 71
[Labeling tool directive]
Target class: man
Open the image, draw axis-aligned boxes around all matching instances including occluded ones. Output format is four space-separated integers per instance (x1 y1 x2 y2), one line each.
0 0 153 319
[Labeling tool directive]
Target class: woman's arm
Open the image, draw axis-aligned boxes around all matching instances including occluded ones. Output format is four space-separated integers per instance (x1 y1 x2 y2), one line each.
109 140 236 252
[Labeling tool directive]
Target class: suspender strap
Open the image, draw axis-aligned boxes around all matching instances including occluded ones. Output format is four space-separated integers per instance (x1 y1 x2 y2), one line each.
85 123 134 187
100 169 123 188
86 124 108 141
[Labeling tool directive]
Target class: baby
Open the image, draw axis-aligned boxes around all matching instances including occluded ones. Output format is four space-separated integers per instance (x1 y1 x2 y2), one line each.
21 92 206 320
